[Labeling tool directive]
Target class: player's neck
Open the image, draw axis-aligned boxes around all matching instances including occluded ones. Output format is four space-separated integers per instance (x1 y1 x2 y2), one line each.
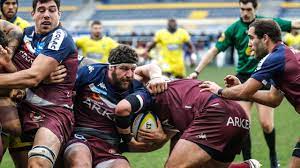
91 35 102 40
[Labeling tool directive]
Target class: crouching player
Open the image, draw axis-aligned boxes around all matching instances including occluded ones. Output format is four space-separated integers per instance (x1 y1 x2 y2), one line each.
115 68 261 168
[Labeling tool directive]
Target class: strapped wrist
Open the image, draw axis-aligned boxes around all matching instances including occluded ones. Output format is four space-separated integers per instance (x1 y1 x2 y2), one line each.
217 88 223 97
194 70 200 76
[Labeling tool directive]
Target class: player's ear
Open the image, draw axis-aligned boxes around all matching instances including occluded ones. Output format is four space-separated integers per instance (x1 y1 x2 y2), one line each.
263 34 269 43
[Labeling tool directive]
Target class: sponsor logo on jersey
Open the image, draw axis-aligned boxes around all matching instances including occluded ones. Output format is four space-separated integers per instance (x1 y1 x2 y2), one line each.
48 29 65 51
98 82 107 91
88 65 94 74
35 41 45 55
226 116 250 130
82 97 114 121
196 132 207 140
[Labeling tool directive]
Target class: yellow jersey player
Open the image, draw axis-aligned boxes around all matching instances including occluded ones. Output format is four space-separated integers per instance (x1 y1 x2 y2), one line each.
76 20 118 63
0 0 30 31
145 19 196 78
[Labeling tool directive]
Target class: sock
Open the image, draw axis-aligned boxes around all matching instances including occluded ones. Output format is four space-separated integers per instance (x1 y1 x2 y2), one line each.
263 128 276 156
228 162 250 168
242 133 252 160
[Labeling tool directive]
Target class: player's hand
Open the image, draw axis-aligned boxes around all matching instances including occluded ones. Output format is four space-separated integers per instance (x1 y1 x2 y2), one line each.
0 45 13 67
10 89 26 102
187 72 198 79
43 65 67 84
199 81 222 95
224 75 241 88
147 77 167 94
127 137 152 152
138 119 167 145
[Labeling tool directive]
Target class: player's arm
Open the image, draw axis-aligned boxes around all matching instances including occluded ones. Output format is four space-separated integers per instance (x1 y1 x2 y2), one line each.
249 85 284 108
188 47 220 79
0 54 59 88
199 78 262 101
0 19 22 54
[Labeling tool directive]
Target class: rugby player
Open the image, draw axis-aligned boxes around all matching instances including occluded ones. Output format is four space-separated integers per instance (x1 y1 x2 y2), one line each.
199 19 300 168
189 0 300 165
0 1 31 166
114 64 262 168
0 0 78 167
76 20 118 63
0 0 30 30
63 45 168 168
144 18 196 78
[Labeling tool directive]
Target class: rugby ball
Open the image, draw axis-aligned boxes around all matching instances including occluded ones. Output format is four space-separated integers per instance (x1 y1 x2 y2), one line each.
131 111 158 141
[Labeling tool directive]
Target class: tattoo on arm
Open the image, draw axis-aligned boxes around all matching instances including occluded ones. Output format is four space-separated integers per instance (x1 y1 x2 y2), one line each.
0 20 22 55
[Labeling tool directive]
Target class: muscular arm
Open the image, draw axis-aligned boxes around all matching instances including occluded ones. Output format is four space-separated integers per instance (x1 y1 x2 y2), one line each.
134 63 162 83
0 20 22 54
0 54 59 89
221 78 263 101
186 41 196 54
250 86 284 108
194 46 219 73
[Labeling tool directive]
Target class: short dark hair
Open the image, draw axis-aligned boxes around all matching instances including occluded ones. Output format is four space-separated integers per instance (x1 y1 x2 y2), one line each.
108 45 138 65
91 20 101 27
32 0 60 12
249 19 282 43
239 0 258 9
0 30 8 48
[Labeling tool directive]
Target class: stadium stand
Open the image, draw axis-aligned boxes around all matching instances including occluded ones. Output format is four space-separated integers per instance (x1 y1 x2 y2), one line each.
17 0 84 21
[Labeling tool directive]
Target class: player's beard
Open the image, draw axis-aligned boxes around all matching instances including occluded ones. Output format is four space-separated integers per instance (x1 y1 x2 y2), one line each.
254 41 269 60
111 71 132 91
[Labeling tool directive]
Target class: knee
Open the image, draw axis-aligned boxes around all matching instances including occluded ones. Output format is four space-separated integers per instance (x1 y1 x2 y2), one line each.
260 120 274 133
28 158 51 168
165 159 182 168
64 146 92 168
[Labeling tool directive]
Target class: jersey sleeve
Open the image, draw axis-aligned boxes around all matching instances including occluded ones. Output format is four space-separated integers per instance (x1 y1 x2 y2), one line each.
109 38 118 49
273 18 292 32
215 24 235 52
251 54 284 84
41 28 76 63
154 30 162 43
181 29 191 43
75 37 84 49
126 87 153 113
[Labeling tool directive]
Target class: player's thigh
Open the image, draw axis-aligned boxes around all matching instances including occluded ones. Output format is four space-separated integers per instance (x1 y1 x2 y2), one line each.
237 101 253 119
95 159 130 168
165 139 211 168
64 142 92 168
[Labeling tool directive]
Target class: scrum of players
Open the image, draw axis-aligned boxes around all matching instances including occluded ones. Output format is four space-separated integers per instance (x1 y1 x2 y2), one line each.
0 0 298 168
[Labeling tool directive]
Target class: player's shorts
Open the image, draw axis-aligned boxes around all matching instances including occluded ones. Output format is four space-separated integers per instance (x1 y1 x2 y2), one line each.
236 73 271 90
18 102 74 144
292 141 300 158
181 95 250 162
65 134 126 167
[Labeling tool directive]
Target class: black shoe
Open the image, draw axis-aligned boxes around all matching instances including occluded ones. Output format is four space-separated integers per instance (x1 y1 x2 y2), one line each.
270 154 280 168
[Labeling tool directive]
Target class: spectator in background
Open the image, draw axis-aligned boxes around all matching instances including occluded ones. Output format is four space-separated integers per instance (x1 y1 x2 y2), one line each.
0 0 30 31
144 18 196 78
76 20 118 63
283 29 300 49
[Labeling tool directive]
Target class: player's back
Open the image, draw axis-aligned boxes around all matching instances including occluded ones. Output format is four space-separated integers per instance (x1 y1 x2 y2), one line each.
154 79 213 131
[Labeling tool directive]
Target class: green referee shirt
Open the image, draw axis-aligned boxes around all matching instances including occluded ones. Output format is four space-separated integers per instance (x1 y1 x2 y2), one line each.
215 16 291 74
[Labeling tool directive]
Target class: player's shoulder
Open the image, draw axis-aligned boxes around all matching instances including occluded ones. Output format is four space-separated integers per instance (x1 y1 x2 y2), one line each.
177 28 188 33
